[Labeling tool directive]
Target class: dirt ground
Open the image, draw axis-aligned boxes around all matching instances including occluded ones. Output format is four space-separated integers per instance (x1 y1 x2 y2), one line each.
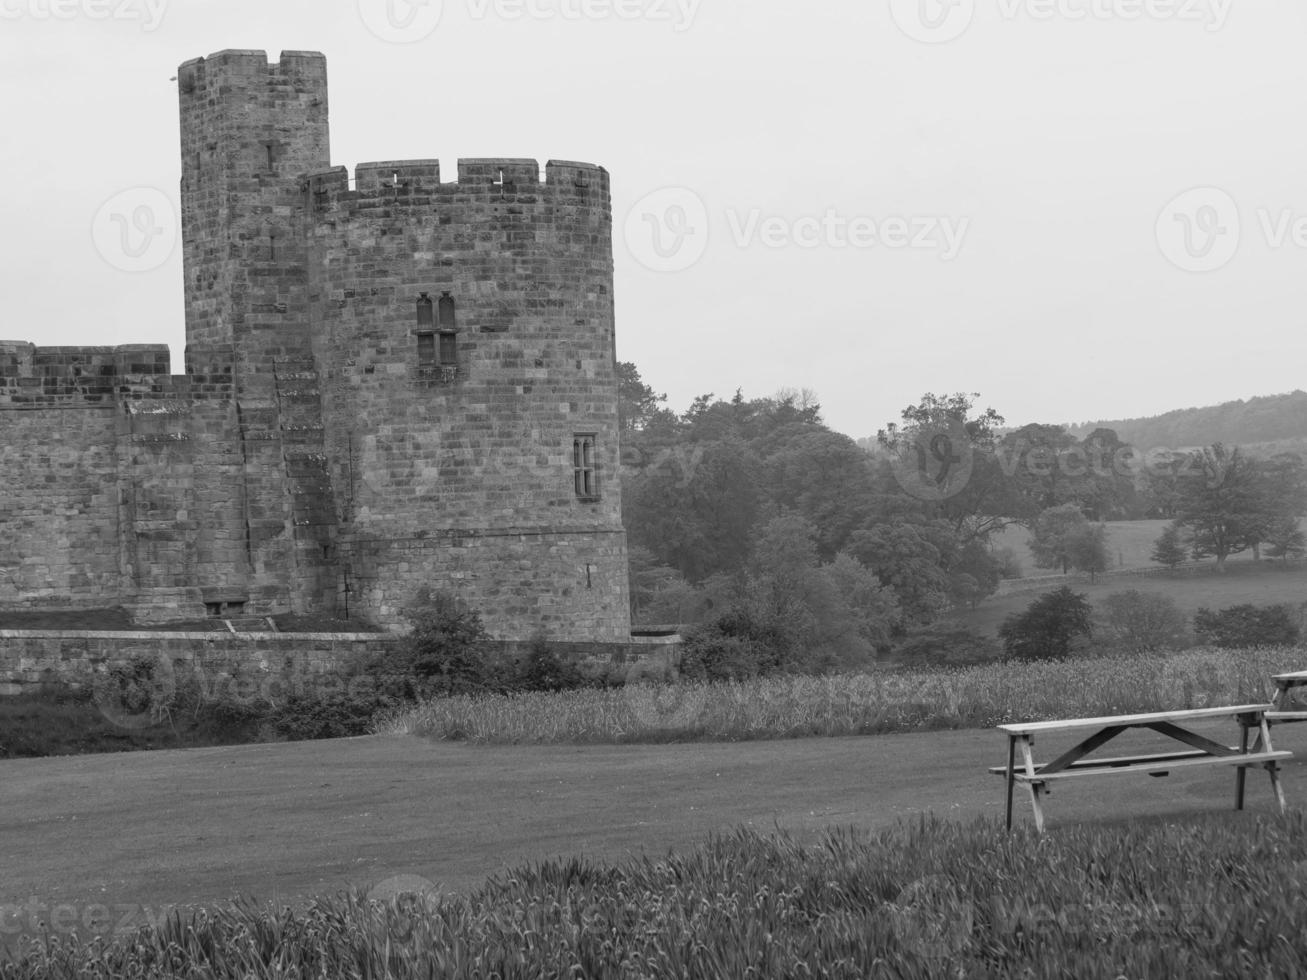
3 720 1304 943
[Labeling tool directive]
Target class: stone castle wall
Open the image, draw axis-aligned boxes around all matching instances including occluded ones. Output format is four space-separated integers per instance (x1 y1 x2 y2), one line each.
0 631 680 698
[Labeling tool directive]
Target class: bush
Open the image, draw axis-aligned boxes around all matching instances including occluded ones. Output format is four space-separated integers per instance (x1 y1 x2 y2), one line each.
517 634 588 692
369 590 497 698
679 620 772 682
1194 604 1301 649
894 626 1001 666
1100 590 1189 652
266 692 399 741
998 587 1093 660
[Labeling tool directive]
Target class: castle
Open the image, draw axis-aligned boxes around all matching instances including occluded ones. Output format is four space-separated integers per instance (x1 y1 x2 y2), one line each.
0 49 631 642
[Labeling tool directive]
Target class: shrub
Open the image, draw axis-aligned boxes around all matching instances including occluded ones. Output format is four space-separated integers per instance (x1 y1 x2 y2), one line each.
370 590 495 698
679 620 771 682
998 587 1093 660
267 692 398 741
1100 590 1189 652
1194 604 1301 649
517 635 588 692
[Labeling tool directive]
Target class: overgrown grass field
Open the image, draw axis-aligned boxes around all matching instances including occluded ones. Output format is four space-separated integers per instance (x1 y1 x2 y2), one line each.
379 646 1306 745
953 560 1307 637
7 813 1307 978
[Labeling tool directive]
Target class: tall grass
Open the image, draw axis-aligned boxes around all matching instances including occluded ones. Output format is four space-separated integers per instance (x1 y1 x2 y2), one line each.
375 646 1306 745
7 813 1307 978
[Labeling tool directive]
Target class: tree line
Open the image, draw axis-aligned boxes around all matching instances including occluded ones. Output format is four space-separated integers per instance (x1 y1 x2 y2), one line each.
618 364 1306 668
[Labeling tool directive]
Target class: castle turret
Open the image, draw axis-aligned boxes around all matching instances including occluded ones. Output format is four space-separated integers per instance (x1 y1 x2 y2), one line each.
178 49 329 374
177 50 337 616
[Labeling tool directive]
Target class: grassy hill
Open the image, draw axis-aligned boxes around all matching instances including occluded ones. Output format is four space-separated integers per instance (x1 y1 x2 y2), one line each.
1066 390 1307 454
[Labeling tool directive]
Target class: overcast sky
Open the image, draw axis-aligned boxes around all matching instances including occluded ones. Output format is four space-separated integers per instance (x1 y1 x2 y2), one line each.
2 0 1306 440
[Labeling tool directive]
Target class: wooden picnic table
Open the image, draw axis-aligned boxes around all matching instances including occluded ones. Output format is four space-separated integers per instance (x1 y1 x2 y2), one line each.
993 705 1291 833
1268 671 1307 725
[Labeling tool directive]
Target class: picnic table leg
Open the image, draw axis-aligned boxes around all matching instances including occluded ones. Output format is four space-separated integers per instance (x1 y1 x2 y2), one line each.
1005 735 1016 831
1236 721 1249 811
1260 715 1288 814
1018 736 1046 834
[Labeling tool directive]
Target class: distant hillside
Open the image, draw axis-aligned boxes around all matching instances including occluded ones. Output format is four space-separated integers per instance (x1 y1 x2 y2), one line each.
1066 390 1307 456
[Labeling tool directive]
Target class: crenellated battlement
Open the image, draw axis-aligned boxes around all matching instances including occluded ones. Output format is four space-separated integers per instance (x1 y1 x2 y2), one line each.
0 344 170 380
0 344 237 408
301 158 610 214
176 49 326 96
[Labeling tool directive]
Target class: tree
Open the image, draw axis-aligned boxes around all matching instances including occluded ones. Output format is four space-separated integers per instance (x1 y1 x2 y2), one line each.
998 587 1094 659
1173 444 1262 571
616 361 667 433
1151 523 1189 569
1247 453 1306 560
1101 591 1188 652
761 427 879 559
623 436 761 582
1264 514 1306 560
395 590 492 697
878 392 1020 543
1027 504 1089 575
1066 523 1109 582
1001 423 1080 514
1076 428 1140 520
691 514 899 675
848 522 951 627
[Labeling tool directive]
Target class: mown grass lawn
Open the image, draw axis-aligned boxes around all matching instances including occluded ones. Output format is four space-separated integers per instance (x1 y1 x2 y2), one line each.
3 720 1305 950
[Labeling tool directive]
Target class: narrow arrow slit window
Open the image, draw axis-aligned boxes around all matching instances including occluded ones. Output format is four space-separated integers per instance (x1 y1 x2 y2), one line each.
573 434 598 500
